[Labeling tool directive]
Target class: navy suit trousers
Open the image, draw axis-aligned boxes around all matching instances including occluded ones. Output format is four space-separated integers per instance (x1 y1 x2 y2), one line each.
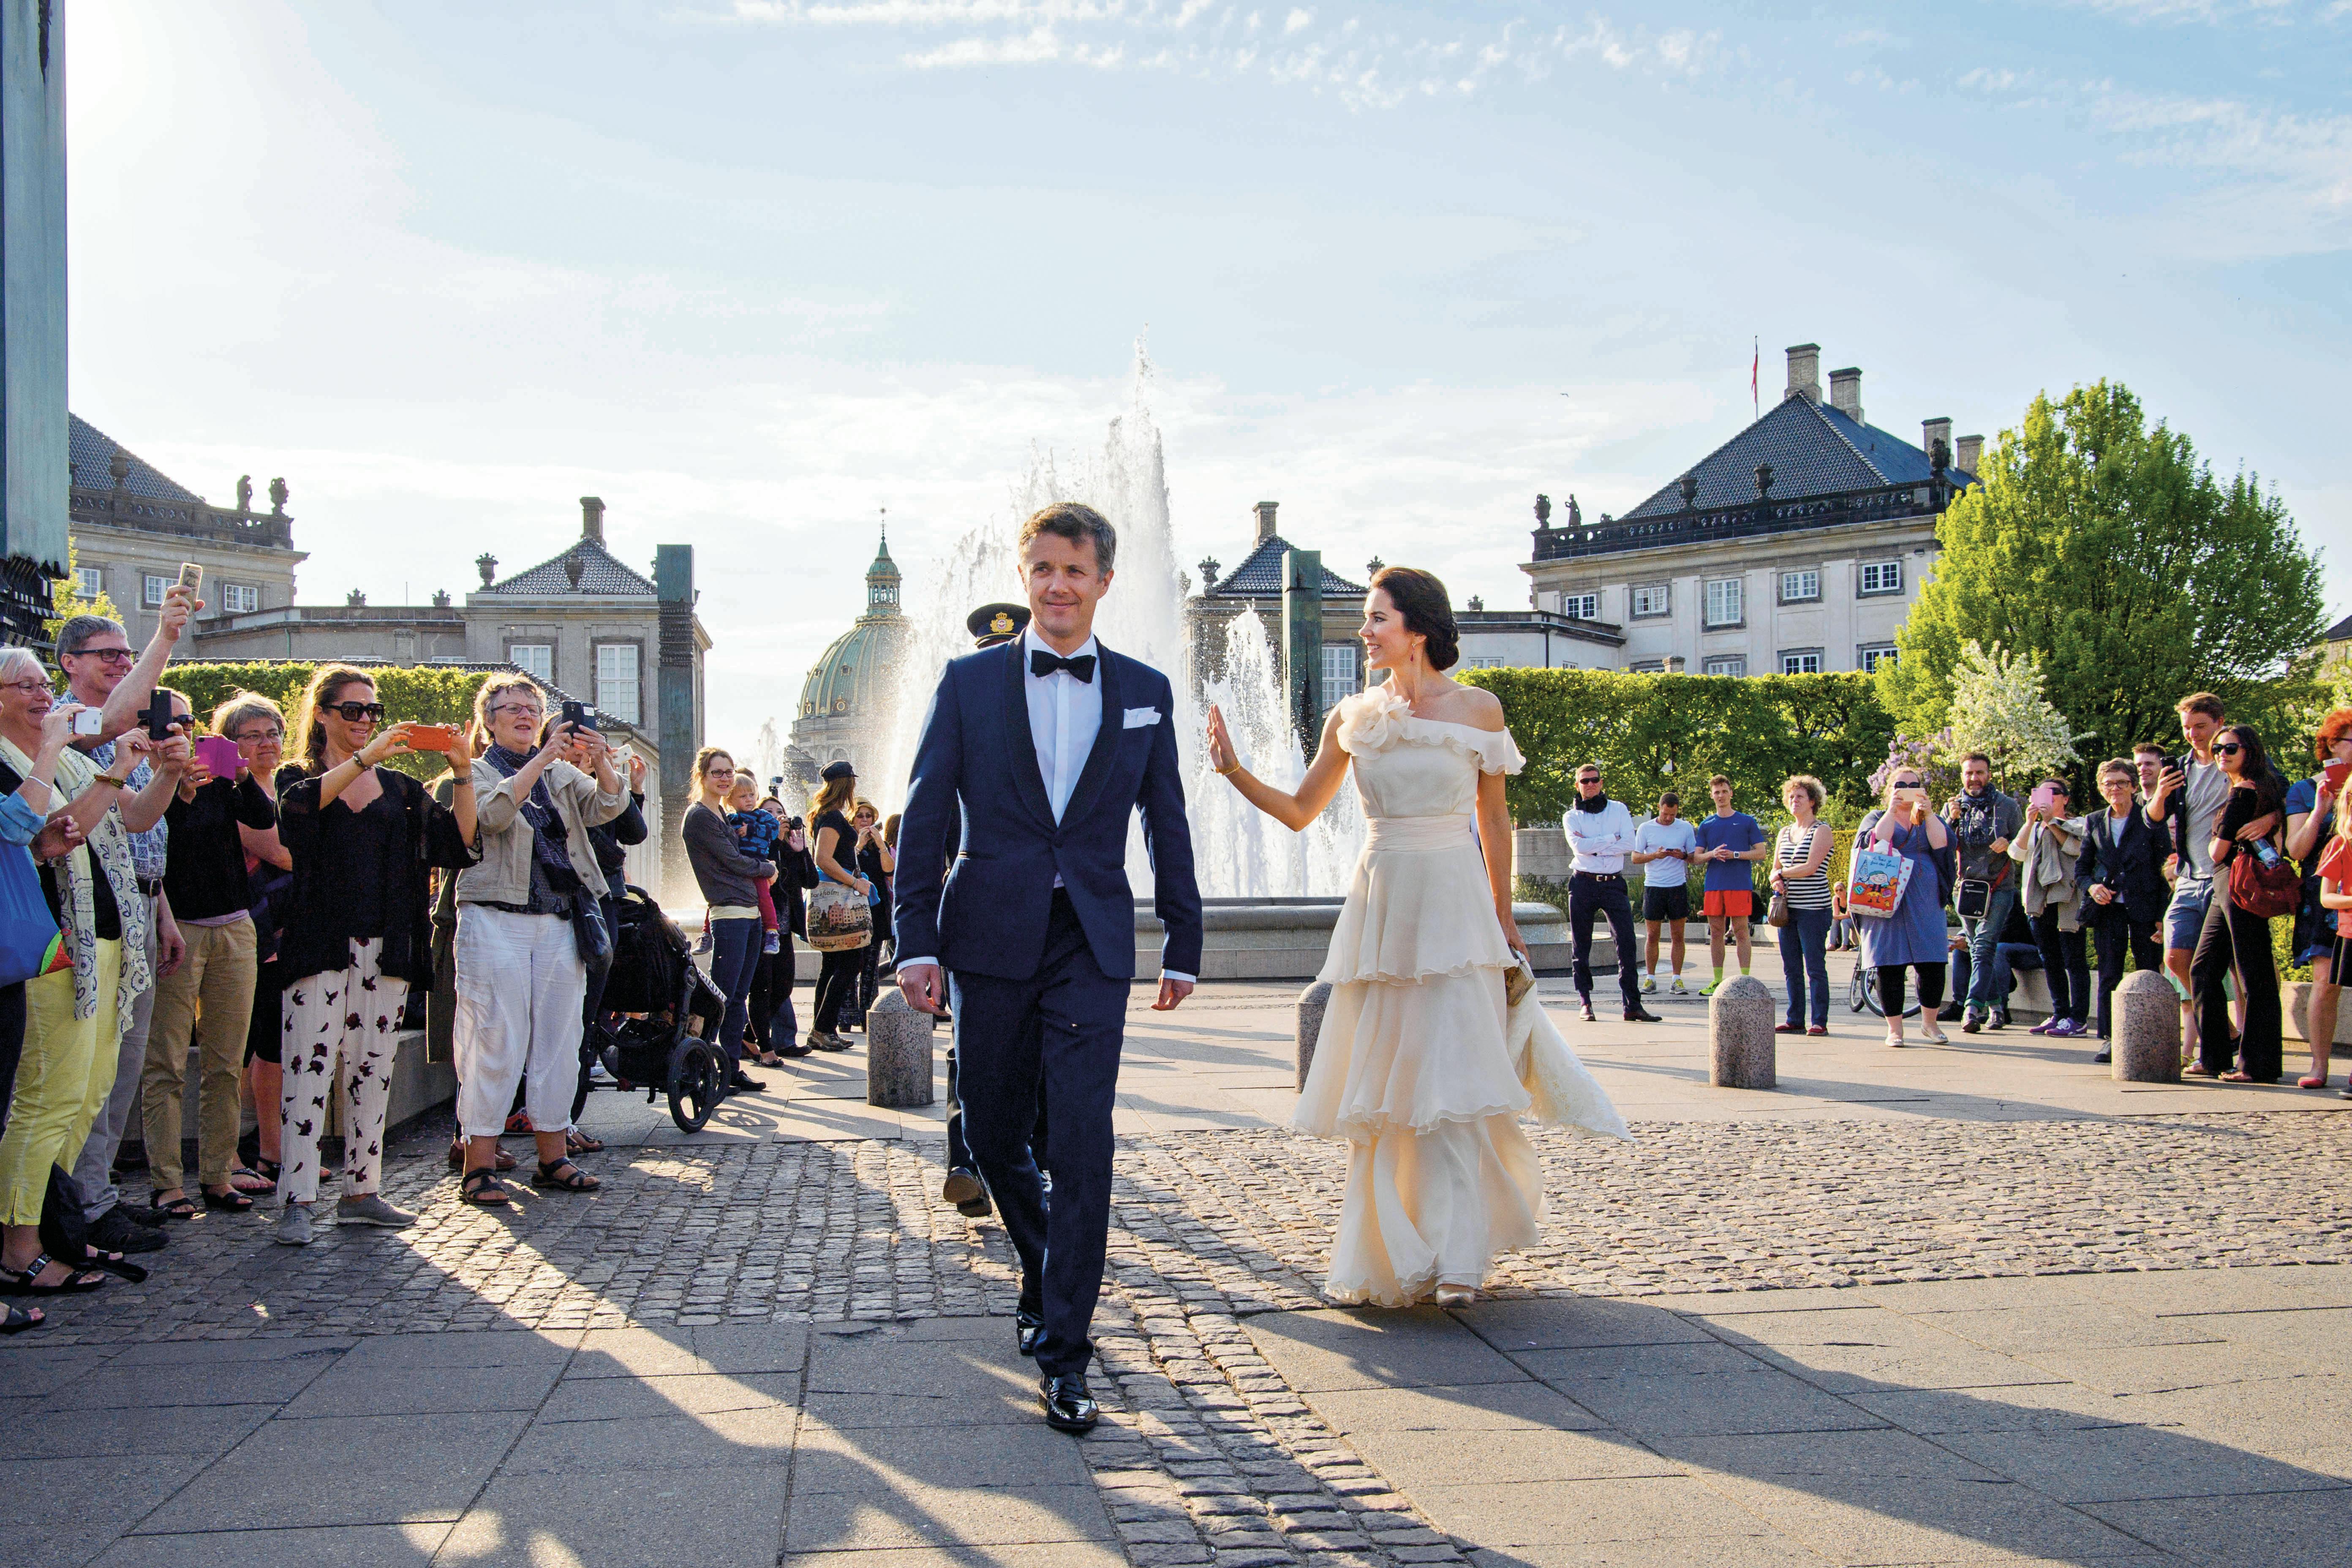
949 889 1125 1378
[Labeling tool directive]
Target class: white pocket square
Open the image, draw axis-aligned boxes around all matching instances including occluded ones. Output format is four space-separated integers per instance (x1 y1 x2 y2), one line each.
1123 707 1162 728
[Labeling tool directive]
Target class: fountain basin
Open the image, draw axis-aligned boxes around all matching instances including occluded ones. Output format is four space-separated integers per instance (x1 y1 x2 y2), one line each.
1133 898 1571 982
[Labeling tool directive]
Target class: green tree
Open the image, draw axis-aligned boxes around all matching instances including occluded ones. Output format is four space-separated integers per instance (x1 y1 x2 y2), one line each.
1879 381 2325 768
46 538 120 643
1941 640 2087 792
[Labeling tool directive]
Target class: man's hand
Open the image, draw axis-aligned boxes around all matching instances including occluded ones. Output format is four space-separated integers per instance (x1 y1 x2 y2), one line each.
2154 766 2183 805
898 961 945 1015
158 585 196 644
152 734 191 775
29 809 81 862
2091 885 2115 906
1152 976 1195 1011
1989 836 2011 855
157 911 188 977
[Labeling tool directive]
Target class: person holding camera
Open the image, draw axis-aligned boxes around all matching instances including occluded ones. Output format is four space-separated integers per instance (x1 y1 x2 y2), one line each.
452 677 626 1205
271 667 479 1243
140 689 278 1220
805 762 870 1053
2188 724 2287 1083
218 695 294 1188
1859 768 1952 1048
682 748 777 1087
0 645 183 1297
1943 753 2021 1033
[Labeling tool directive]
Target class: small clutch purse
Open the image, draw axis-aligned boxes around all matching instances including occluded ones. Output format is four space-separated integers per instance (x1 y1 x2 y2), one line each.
1503 956 1534 1008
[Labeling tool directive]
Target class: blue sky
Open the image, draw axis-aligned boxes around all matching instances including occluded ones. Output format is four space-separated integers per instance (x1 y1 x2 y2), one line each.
66 0 2350 745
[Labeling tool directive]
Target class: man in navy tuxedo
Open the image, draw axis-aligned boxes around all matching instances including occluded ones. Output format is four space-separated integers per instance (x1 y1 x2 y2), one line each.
895 502 1203 1434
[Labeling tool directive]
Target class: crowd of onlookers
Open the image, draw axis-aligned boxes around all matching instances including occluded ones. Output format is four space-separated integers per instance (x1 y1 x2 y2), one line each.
1559 692 2352 1088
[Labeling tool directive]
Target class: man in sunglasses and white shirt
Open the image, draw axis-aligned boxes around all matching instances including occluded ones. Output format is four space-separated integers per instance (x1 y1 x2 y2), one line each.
49 588 198 1257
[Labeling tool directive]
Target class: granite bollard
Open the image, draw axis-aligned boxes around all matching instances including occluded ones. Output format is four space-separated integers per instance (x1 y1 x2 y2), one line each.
1296 980 1332 1092
864 989 936 1108
2112 968 2181 1083
1709 975 1776 1089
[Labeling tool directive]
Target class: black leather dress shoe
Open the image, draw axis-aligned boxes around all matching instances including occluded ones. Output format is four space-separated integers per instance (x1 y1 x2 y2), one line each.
1623 1006 1662 1023
1038 1372 1098 1433
1015 1310 1044 1357
729 1073 766 1094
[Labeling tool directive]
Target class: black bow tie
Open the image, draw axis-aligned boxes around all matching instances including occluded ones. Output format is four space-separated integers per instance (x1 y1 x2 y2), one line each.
1030 649 1097 683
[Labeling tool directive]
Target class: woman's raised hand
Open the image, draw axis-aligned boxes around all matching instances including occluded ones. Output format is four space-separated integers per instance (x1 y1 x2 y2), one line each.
446 723 478 767
1206 705 1237 774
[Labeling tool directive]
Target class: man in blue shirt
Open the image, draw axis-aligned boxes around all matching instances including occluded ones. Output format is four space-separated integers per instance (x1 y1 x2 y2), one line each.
1694 774 1768 995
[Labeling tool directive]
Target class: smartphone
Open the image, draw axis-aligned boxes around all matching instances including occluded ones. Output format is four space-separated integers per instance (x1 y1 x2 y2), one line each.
174 562 203 600
2324 758 2350 797
194 735 241 778
559 699 596 732
2031 783 2058 815
142 689 180 741
71 708 105 737
405 723 458 750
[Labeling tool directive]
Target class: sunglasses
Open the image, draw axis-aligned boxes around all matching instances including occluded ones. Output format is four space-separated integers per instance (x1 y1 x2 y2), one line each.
1576 776 1603 785
2213 742 2242 756
324 701 387 722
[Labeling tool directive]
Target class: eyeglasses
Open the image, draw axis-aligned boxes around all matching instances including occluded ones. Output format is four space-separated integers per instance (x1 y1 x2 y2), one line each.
232 727 285 745
707 766 736 778
491 702 544 718
0 678 52 695
64 646 133 664
324 702 387 722
2213 742 2243 755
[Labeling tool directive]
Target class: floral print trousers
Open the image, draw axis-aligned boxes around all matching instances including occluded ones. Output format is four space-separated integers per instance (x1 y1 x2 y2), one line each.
277 938 409 1206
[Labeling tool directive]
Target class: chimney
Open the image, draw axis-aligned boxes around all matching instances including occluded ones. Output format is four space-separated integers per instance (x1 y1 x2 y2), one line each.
1955 433 1984 473
1254 500 1279 543
1921 416 1952 467
580 495 606 543
1784 343 1821 403
1828 367 1862 423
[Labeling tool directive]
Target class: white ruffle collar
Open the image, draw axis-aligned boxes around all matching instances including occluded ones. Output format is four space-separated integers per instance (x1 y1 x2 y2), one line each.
1333 686 1525 775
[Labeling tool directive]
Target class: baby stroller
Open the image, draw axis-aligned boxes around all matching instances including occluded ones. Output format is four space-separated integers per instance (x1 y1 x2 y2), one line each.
581 886 734 1132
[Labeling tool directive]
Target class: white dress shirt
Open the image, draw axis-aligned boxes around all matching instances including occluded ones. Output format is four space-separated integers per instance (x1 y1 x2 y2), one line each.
1564 799 1636 874
900 628 1192 984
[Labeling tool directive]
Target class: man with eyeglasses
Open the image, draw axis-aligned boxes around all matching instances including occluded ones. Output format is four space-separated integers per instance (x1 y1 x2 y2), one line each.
1561 764 1660 1024
50 590 198 1255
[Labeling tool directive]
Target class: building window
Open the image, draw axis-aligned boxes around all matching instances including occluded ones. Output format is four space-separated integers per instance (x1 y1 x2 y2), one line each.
142 573 170 608
1859 560 1903 596
1780 650 1823 675
1629 583 1670 618
596 643 641 724
220 583 258 615
74 566 102 599
1779 569 1820 604
1860 643 1899 673
1560 592 1598 621
1703 656 1747 677
1628 659 1667 673
1320 642 1360 701
1467 656 1507 670
1704 577 1743 628
509 643 553 681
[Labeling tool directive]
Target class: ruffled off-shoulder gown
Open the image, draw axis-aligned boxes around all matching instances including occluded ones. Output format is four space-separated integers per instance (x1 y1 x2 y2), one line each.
1295 686 1632 1307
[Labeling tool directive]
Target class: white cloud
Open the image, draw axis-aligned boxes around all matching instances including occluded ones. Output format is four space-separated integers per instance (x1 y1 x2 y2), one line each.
1284 7 1313 34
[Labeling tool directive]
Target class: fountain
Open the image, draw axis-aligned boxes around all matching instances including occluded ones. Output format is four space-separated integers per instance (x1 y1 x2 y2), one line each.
874 343 1568 977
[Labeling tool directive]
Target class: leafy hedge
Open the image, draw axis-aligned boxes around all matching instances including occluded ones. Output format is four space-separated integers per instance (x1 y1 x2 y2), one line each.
154 662 496 783
1455 669 1897 827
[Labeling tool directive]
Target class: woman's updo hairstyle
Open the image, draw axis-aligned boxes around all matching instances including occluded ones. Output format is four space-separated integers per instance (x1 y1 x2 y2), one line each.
1368 566 1459 671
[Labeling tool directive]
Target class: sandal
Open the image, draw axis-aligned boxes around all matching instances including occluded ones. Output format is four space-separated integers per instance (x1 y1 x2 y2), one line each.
2183 1064 2217 1078
253 1157 283 1187
460 1169 511 1206
448 1139 520 1172
230 1165 277 1195
0 1252 106 1294
565 1130 604 1155
201 1187 255 1213
0 1302 42 1334
147 1192 198 1221
75 1246 147 1285
530 1159 600 1192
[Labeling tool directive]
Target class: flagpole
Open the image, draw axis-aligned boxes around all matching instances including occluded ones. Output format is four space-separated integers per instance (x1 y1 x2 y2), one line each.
1751 336 1759 421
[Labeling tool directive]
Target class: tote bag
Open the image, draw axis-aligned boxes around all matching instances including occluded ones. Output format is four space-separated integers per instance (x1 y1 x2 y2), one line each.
0 847 70 988
1845 844 1915 920
806 878 872 953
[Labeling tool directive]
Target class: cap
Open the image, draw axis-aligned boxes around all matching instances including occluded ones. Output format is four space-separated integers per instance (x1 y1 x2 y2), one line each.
967 602 1030 649
819 760 856 783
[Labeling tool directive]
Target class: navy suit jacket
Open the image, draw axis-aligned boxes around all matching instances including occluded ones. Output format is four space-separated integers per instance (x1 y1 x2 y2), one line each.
893 638 1203 983
2076 808 2171 928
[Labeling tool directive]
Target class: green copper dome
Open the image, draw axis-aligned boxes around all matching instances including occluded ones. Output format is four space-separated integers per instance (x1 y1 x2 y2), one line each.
798 525 907 721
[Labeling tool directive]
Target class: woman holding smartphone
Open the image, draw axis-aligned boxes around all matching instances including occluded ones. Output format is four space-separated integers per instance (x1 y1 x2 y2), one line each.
1859 769 1952 1048
2189 724 2286 1083
271 667 478 1244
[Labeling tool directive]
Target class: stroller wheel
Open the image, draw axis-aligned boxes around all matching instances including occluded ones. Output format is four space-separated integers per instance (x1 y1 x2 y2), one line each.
668 1041 727 1134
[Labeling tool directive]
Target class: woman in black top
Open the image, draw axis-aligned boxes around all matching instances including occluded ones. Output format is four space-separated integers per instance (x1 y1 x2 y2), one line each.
2189 724 2286 1083
852 798 896 1015
806 763 870 1052
270 667 477 1244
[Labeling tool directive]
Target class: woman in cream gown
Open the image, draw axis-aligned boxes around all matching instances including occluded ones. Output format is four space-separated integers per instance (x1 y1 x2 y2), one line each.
1207 568 1630 1308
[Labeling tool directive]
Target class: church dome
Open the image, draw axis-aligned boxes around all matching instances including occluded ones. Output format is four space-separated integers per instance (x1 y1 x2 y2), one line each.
797 523 907 722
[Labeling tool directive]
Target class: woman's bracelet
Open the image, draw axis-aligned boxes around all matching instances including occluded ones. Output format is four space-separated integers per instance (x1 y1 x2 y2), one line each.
1214 760 1243 777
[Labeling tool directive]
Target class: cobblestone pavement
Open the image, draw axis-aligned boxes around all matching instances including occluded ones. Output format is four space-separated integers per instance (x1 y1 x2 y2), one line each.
20 1108 2352 1568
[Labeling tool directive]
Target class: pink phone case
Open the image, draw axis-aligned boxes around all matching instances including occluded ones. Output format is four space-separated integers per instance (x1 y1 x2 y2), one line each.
195 735 242 778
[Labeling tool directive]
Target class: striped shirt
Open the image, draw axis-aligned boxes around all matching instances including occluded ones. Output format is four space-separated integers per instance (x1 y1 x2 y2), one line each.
1776 822 1834 911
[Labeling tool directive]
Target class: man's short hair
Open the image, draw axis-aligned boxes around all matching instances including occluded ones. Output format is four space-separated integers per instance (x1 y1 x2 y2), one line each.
1658 790 1680 808
1017 501 1117 574
2132 741 2167 759
2099 759 2136 784
1962 751 1992 769
1576 763 1602 779
1708 774 1731 789
2175 692 2225 721
54 614 125 660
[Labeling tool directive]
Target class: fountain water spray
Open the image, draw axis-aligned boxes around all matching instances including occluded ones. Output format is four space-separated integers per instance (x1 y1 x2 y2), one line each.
876 343 1364 897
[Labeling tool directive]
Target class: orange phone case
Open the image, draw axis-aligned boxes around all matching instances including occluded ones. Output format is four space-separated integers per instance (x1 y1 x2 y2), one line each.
405 724 458 749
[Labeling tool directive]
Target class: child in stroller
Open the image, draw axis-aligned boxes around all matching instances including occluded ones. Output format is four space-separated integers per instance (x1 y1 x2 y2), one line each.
580 885 735 1132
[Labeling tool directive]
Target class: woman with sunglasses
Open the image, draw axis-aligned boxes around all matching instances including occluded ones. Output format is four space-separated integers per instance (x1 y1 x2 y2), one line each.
2189 725 2287 1083
451 675 626 1206
683 748 777 1086
271 667 478 1244
1858 766 1953 1048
